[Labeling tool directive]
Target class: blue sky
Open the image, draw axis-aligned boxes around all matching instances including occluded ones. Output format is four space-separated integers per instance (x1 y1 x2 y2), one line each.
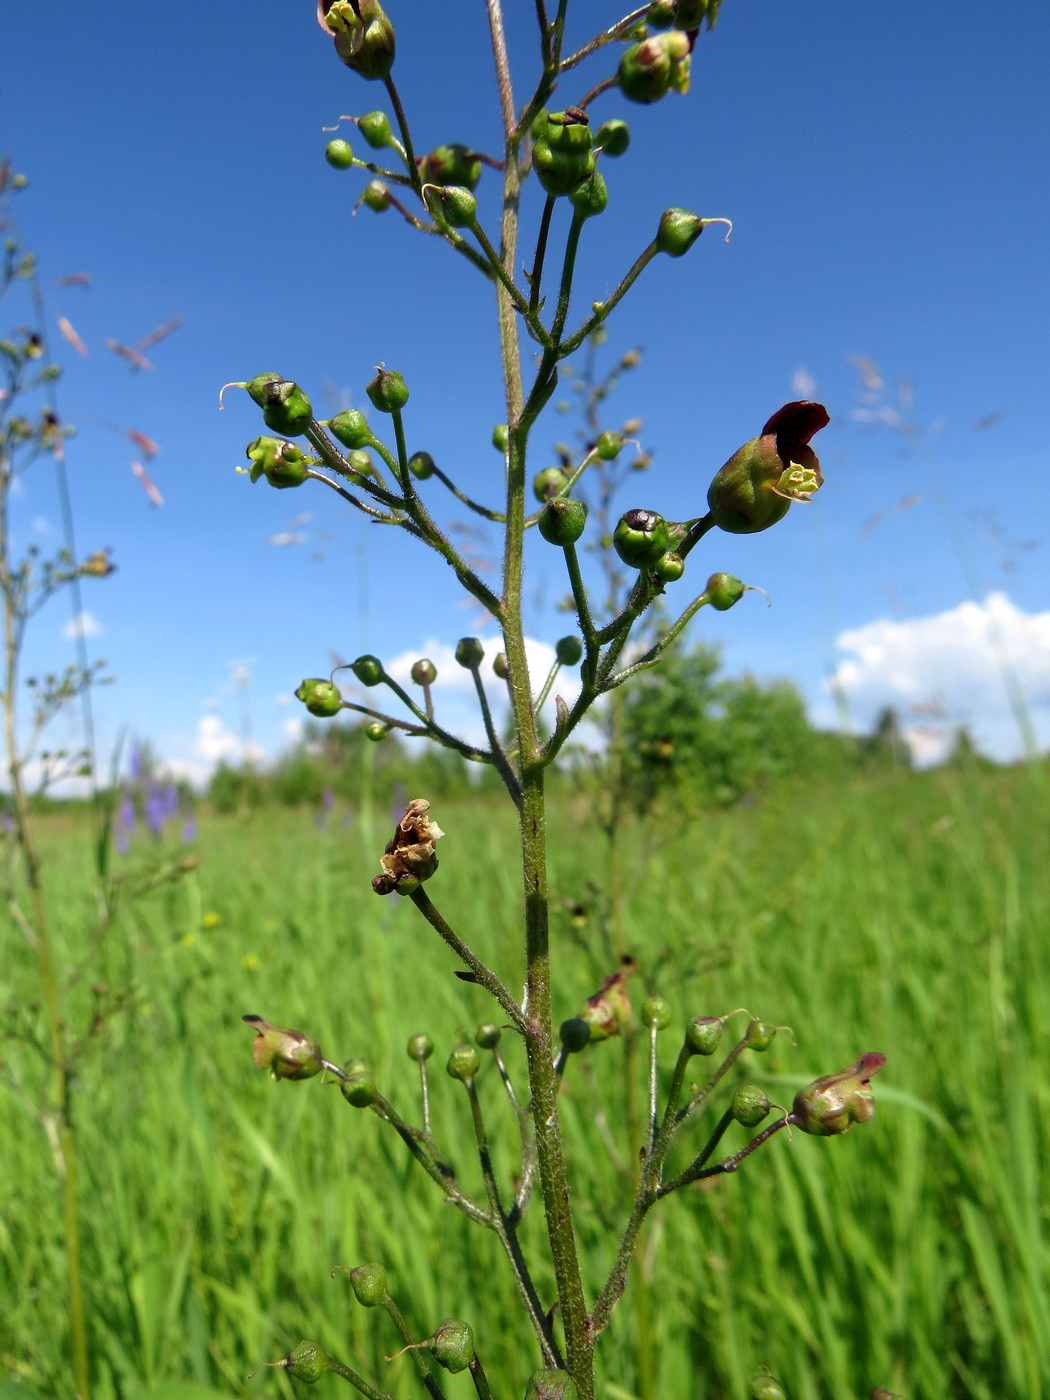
3 1 1049 780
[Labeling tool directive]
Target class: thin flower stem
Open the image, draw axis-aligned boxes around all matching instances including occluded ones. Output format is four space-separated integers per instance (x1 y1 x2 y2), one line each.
532 659 561 718
605 591 713 690
383 77 423 196
558 7 649 72
469 663 523 806
562 542 597 646
560 242 660 356
469 1356 496 1400
327 1355 398 1400
370 1091 491 1226
381 1295 447 1400
589 1183 657 1338
577 75 618 112
303 469 409 525
647 1024 660 1150
658 1116 794 1196
678 511 715 559
429 462 505 522
529 195 557 315
417 1052 432 1137
676 1034 750 1125
467 216 535 321
409 888 529 1035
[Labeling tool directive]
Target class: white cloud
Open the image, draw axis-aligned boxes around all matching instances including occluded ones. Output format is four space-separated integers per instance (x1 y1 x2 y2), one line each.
162 714 267 787
63 610 103 640
829 592 1050 762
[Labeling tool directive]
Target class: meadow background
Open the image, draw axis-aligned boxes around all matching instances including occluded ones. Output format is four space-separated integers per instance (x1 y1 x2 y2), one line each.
3 754 1048 1400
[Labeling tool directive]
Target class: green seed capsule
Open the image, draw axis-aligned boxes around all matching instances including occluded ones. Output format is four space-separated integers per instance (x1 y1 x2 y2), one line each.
411 658 437 685
594 120 630 156
732 1082 771 1127
347 449 374 477
569 169 608 219
429 1319 474 1374
492 423 509 452
341 1057 379 1106
613 508 670 567
420 143 482 191
246 436 309 489
328 409 373 449
746 1019 777 1052
653 550 684 583
526 1371 579 1400
407 1032 434 1061
295 678 343 718
446 1042 481 1082
559 1018 591 1054
642 995 672 1030
349 1262 387 1307
618 30 691 104
705 572 745 611
405 451 434 480
284 1340 332 1384
684 1016 725 1056
325 138 355 169
361 179 391 211
475 1022 501 1050
366 367 409 413
351 654 384 686
357 110 393 148
455 637 485 669
539 497 587 546
365 721 388 742
555 636 583 666
492 652 510 679
595 430 623 460
533 466 569 501
251 378 313 437
424 184 478 228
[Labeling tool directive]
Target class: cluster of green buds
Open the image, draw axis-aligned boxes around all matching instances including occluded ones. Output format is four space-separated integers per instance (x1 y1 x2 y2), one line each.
321 0 396 80
246 435 309 489
532 109 597 198
420 143 481 190
618 29 692 104
295 677 343 717
612 508 683 581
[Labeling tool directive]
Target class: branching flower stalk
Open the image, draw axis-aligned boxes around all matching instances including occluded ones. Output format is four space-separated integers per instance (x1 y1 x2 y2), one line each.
234 6 886 1398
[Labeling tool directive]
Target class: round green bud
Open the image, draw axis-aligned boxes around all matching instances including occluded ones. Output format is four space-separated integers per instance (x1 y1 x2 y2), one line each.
349 1262 387 1307
648 0 677 28
328 408 373 449
555 636 583 667
748 1375 786 1400
492 423 509 452
541 112 594 153
366 367 409 414
341 1057 379 1107
533 142 596 198
246 436 309 489
656 207 705 258
409 450 436 479
731 1082 771 1127
358 110 393 148
492 652 510 680
424 184 478 228
411 658 437 686
251 378 313 437
595 430 623 460
526 1371 579 1400
455 637 485 669
429 1319 474 1374
285 1340 332 1384
684 1015 725 1057
746 1019 777 1052
618 30 691 104
407 1032 434 1061
325 138 355 169
705 572 745 611
295 678 343 718
420 143 482 191
653 550 685 583
475 1022 501 1050
594 120 630 156
569 170 608 219
361 179 391 211
347 449 374 476
641 995 672 1031
245 371 284 405
446 1041 481 1082
612 508 670 568
533 466 569 501
351 654 384 686
539 497 587 547
365 721 388 742
559 1017 591 1054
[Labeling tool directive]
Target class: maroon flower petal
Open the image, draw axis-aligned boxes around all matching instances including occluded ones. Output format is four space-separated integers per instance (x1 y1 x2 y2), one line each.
761 400 830 445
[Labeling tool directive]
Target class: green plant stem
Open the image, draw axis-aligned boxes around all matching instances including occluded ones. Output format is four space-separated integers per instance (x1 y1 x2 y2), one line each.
381 1295 447 1400
327 1354 398 1400
383 77 422 196
469 1355 496 1400
562 542 597 647
409 888 528 1034
532 659 562 718
658 1115 793 1196
560 242 659 356
676 1033 749 1125
468 663 523 805
529 194 556 315
428 462 505 522
369 1090 491 1226
558 7 649 71
605 591 714 690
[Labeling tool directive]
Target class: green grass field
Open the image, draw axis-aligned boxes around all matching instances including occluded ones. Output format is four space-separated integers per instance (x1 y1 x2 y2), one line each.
2 762 1048 1400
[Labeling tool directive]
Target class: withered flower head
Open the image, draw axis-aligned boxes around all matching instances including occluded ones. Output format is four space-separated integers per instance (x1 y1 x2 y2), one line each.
372 798 444 896
243 1014 323 1081
792 1052 886 1136
579 955 638 1041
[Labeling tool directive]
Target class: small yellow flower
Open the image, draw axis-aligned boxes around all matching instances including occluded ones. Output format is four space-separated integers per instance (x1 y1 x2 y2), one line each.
242 953 260 971
201 911 222 930
180 932 198 949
